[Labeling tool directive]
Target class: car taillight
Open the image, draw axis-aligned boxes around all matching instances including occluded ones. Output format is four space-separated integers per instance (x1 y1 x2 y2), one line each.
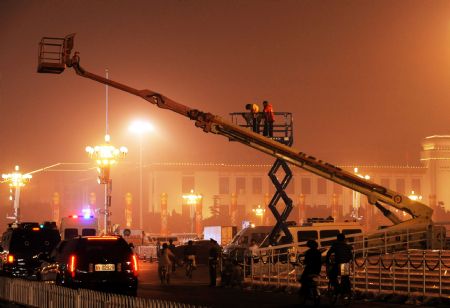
7 254 14 263
131 254 138 276
69 255 77 277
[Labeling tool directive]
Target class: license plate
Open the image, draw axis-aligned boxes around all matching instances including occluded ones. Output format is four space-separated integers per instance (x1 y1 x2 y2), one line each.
95 264 115 271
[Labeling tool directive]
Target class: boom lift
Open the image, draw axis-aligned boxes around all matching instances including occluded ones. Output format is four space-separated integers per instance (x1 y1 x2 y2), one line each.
37 34 435 244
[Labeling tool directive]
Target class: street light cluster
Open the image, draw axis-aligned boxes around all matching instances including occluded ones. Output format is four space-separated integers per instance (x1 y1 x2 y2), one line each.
85 134 128 184
84 121 153 234
85 134 128 234
1 165 32 223
1 121 153 232
2 165 32 187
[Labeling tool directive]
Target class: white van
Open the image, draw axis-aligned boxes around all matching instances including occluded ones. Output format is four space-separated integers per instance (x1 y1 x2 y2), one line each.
222 226 272 261
289 220 363 247
257 219 363 263
60 215 99 240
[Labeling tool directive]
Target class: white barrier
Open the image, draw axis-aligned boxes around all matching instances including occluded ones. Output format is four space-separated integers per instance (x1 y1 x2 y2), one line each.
135 245 158 261
0 277 203 308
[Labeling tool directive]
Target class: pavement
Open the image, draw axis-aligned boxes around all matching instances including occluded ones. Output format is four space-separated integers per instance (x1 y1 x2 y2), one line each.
136 261 427 308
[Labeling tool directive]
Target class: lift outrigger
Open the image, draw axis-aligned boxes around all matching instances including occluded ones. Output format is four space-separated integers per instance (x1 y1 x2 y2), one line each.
37 34 440 247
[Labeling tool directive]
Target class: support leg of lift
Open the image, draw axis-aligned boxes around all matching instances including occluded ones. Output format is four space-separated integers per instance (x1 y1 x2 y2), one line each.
267 158 294 246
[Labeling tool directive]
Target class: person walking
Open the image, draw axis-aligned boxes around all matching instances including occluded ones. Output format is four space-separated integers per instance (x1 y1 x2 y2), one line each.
183 240 197 279
168 239 176 272
262 100 275 137
208 239 220 287
299 240 322 297
326 233 353 295
158 243 175 284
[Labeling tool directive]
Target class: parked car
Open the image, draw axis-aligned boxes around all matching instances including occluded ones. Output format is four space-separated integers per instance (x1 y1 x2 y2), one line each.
174 240 220 265
0 222 60 279
39 235 138 296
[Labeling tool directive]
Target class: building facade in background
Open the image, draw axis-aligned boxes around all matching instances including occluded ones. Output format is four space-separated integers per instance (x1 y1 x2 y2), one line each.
2 136 450 234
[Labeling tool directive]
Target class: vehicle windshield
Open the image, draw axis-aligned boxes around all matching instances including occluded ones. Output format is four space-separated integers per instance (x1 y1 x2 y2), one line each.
230 229 247 245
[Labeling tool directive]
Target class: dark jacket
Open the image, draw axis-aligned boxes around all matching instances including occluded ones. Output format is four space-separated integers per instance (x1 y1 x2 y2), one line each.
303 247 322 275
184 245 197 256
326 241 353 264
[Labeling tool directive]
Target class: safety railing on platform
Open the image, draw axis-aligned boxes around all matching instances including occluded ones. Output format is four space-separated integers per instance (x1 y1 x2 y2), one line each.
241 225 450 298
0 277 203 308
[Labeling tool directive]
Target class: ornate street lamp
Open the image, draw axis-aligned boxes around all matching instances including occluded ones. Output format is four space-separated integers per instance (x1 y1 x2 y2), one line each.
408 191 423 217
2 165 32 223
86 134 127 234
252 204 266 225
182 189 203 235
352 168 370 221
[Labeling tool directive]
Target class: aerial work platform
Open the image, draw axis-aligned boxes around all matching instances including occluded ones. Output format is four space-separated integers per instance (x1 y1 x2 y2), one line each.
230 112 293 146
37 34 74 74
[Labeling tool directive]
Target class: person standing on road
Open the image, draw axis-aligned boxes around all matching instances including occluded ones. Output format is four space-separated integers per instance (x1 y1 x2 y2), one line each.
168 239 176 272
299 240 322 296
184 240 197 268
326 233 353 294
158 243 175 284
249 239 259 259
208 239 220 287
262 100 275 137
247 239 259 273
156 240 162 258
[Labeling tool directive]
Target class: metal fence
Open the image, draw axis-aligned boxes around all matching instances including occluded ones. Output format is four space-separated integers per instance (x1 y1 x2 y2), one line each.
243 226 450 298
0 277 203 308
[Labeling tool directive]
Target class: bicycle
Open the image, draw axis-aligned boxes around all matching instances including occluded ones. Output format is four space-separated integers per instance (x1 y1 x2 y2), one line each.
298 274 321 307
326 263 352 306
185 258 194 279
159 265 170 284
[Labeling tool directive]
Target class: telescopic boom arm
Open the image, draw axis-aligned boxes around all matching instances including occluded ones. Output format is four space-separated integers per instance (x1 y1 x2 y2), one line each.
37 34 433 232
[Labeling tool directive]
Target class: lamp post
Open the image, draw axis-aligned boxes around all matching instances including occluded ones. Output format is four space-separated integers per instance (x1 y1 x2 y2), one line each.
129 120 154 230
2 165 32 224
182 189 203 235
408 191 422 217
352 168 370 221
252 204 265 226
86 134 127 235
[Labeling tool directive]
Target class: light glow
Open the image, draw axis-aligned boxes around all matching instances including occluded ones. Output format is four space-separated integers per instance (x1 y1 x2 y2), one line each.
132 254 138 276
86 236 118 240
128 120 155 134
182 189 202 205
2 165 32 188
252 205 265 216
408 190 422 201
69 255 76 277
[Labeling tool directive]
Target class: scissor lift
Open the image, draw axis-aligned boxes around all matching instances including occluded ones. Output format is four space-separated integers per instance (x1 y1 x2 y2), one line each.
230 112 294 245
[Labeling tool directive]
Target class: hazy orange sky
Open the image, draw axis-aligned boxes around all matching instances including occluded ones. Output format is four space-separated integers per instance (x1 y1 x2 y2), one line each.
2 0 450 175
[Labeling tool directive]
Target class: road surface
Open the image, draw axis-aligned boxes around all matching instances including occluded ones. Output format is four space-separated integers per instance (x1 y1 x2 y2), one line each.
137 260 418 308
